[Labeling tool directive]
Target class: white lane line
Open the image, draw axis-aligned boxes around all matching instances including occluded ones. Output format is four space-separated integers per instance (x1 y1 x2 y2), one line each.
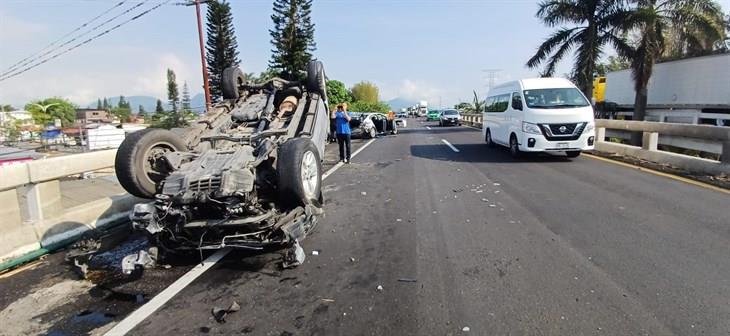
106 137 377 335
104 249 229 336
441 139 460 153
322 138 375 180
426 126 431 130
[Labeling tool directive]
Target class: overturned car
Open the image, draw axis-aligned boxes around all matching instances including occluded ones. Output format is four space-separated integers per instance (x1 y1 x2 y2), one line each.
115 61 328 261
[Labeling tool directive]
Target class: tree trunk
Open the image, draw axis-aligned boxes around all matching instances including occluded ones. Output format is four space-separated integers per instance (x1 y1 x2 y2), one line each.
630 85 648 146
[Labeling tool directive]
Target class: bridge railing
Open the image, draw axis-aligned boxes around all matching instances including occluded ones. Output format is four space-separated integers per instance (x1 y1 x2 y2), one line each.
0 149 139 263
461 113 729 175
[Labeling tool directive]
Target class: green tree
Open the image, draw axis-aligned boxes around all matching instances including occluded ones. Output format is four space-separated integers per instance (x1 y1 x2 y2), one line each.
1 104 16 111
326 80 351 108
138 104 146 114
454 102 471 110
351 81 379 103
206 0 240 102
349 100 390 113
118 95 130 109
96 99 102 110
526 0 634 97
181 81 192 110
102 97 110 110
111 106 132 122
155 99 164 113
25 97 77 126
624 0 724 145
269 0 316 80
1 118 21 143
167 69 180 112
247 68 278 83
464 90 485 113
595 55 631 75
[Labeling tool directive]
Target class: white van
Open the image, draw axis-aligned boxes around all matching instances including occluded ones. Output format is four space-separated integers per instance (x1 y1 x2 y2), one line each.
482 78 595 158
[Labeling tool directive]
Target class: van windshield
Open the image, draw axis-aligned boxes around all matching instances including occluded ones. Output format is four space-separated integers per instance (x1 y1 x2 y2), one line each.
523 88 589 109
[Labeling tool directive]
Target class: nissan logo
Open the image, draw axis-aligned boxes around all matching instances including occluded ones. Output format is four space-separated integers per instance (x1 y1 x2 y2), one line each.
559 126 568 133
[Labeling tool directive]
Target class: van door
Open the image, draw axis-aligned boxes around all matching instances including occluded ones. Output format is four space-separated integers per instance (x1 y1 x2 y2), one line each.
492 94 511 144
506 91 524 141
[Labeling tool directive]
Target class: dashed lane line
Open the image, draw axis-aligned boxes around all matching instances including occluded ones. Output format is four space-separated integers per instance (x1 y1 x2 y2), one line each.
441 139 460 153
105 138 378 336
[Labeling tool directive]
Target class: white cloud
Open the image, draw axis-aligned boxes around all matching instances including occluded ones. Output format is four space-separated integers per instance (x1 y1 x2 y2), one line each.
0 11 47 43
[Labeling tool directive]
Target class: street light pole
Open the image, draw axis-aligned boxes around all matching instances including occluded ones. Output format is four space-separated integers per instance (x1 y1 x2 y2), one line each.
186 0 212 112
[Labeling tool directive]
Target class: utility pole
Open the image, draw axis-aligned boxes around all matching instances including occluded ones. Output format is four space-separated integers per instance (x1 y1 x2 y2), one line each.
182 0 212 112
482 69 501 92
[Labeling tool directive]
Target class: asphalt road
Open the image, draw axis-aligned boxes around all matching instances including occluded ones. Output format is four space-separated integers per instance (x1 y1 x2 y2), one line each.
126 121 729 335
2 121 728 336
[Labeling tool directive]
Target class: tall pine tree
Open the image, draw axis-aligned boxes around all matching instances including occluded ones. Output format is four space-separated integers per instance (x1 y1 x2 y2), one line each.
155 99 164 113
205 0 240 102
167 69 180 112
269 0 316 81
96 98 102 110
182 81 192 111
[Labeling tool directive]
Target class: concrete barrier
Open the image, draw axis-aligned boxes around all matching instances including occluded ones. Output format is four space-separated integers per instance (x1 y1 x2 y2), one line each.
0 149 140 263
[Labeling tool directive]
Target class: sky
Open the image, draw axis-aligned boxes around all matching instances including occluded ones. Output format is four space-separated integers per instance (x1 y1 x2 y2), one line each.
3 0 723 109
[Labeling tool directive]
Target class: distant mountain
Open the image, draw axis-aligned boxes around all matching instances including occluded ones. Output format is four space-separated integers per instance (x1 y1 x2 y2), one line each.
386 97 418 111
88 93 207 113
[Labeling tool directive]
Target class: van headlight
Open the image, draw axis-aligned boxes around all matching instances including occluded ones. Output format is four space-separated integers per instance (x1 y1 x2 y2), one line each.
584 122 595 132
522 122 542 135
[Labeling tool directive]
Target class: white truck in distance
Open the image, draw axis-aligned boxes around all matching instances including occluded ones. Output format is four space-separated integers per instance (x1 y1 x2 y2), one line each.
604 53 730 126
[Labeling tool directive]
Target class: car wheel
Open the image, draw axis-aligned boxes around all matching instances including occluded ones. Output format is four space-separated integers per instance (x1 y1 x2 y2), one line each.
115 129 187 199
509 134 522 158
222 67 246 100
306 61 327 101
566 150 581 158
368 128 376 138
277 138 322 207
485 129 495 147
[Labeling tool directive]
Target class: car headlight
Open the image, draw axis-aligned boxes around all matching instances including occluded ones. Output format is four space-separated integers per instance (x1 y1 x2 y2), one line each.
522 122 542 135
584 122 595 132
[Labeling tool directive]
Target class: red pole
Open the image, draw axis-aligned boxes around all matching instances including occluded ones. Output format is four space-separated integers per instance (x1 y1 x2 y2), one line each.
195 0 212 112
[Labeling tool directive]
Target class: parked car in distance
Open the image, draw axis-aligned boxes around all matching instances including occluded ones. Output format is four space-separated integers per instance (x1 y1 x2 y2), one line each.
349 112 398 138
438 109 462 126
482 77 596 158
426 110 441 121
395 112 408 118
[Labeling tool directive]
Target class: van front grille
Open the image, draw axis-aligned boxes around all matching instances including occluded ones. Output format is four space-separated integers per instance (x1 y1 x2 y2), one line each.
539 122 586 141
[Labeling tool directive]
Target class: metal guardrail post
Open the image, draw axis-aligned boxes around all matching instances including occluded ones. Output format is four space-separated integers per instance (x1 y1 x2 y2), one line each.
722 141 730 164
596 127 606 143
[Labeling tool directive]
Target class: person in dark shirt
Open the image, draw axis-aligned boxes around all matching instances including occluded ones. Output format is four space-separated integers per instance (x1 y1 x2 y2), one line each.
332 104 352 163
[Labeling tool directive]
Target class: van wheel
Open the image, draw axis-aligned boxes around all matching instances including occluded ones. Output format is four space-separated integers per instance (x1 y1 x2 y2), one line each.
222 67 246 100
566 150 581 158
509 134 522 158
485 129 494 147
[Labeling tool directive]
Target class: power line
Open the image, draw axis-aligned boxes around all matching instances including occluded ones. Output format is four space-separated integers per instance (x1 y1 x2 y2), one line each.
0 1 149 79
0 0 172 82
1 1 129 75
482 69 501 92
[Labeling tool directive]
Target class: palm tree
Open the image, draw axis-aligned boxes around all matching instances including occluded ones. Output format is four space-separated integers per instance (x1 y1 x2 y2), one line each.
624 0 723 144
527 0 634 97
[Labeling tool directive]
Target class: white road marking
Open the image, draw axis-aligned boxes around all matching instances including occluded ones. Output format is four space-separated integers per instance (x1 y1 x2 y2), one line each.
426 126 431 130
105 137 377 335
104 249 229 336
322 138 375 180
441 139 460 152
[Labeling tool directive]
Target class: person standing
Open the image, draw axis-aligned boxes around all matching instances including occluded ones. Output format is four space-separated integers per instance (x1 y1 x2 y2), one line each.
328 106 337 143
333 104 352 163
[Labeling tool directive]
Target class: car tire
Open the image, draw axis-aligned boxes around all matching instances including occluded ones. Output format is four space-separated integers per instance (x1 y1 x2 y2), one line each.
306 61 327 101
485 129 495 147
367 128 376 139
278 138 322 207
222 67 246 100
566 150 581 158
115 129 187 199
509 133 522 158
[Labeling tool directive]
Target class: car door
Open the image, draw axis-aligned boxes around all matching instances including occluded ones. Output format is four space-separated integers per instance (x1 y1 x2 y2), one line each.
492 94 511 144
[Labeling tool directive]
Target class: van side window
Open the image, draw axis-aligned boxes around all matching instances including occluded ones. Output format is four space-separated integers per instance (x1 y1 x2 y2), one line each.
485 96 496 112
511 92 522 110
496 94 509 112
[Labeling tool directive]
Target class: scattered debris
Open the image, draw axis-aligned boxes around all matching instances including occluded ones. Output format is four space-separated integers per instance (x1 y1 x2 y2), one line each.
481 198 489 202
211 301 241 323
376 285 384 291
466 219 470 223
488 204 496 208
311 250 320 256
282 240 306 268
475 190 483 193
432 211 438 214
121 248 158 275
321 298 335 303
349 257 356 262
361 191 368 196
462 326 470 332
396 218 402 222
493 183 501 186
453 188 463 193
397 278 417 283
